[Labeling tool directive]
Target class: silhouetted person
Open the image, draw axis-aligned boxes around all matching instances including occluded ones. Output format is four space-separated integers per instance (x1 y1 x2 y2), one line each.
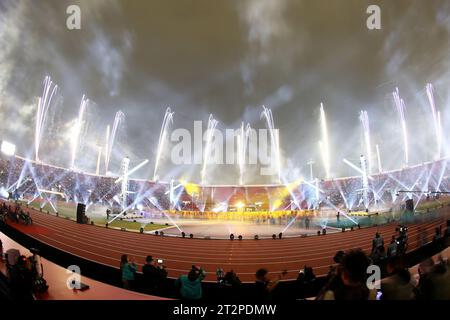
120 254 137 290
387 235 398 258
305 216 310 229
318 249 376 300
175 266 206 300
372 232 384 253
142 256 159 294
381 256 415 300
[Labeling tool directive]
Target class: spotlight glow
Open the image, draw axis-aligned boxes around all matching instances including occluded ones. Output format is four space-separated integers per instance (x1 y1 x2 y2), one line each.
1 141 16 156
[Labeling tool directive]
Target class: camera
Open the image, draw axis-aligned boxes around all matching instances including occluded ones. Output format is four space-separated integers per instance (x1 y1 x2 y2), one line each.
396 225 408 234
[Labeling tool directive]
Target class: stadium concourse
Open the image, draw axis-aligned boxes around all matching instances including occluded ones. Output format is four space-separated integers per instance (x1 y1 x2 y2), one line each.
1 199 449 282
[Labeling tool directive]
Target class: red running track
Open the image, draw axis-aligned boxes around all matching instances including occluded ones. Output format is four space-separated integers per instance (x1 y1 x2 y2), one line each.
3 203 449 282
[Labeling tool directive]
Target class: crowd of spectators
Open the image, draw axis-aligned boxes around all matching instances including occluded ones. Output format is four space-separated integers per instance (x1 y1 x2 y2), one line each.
2 155 449 220
1 200 449 300
2 155 450 300
109 221 450 301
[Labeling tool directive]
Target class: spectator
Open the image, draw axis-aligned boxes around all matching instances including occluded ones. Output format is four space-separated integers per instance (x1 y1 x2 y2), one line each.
175 265 206 300
319 249 376 300
302 265 316 284
8 255 34 300
387 235 398 258
216 267 225 283
253 268 285 301
120 254 137 290
372 232 384 253
297 266 316 298
218 269 242 300
432 227 443 249
380 256 415 300
305 216 310 229
316 251 345 300
223 270 241 288
142 256 159 294
416 256 450 300
371 246 387 268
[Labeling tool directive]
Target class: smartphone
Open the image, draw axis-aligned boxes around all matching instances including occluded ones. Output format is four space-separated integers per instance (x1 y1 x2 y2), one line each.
157 259 163 264
376 290 383 300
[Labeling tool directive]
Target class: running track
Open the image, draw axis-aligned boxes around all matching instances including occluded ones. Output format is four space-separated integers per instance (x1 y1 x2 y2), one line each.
3 202 449 282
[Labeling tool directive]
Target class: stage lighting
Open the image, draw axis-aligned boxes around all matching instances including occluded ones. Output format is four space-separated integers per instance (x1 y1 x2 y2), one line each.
350 226 354 231
155 231 159 236
278 233 282 239
189 233 194 239
322 228 327 235
160 231 164 236
230 233 234 240
181 231 186 238
1 141 16 156
140 227 144 233
235 202 245 209
238 235 243 240
317 230 321 236
105 223 108 228
272 234 276 240
254 235 259 240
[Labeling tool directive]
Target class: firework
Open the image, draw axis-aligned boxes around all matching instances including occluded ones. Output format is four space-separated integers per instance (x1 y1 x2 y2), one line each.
105 111 125 174
261 106 281 183
201 114 218 185
392 88 408 166
426 83 442 159
319 103 330 179
359 110 372 174
153 107 174 181
70 95 89 169
237 122 251 185
35 76 58 161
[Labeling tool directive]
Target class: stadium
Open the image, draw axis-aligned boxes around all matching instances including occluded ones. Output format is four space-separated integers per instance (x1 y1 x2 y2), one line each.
1 0 450 313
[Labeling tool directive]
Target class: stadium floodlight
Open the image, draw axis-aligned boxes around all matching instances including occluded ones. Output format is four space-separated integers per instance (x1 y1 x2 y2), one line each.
1 141 16 156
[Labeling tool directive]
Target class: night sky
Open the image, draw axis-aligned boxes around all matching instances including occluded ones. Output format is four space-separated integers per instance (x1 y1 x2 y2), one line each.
1 0 450 184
